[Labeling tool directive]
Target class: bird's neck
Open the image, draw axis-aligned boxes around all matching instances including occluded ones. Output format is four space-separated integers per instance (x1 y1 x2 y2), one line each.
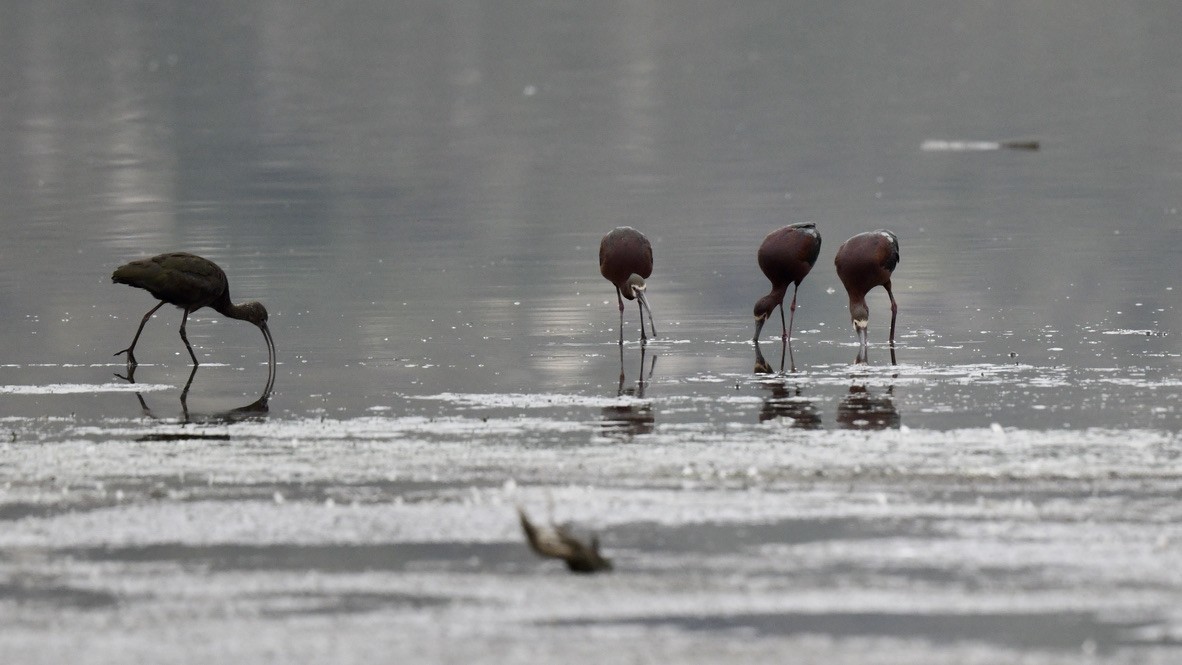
847 289 869 305
213 295 250 321
766 284 789 302
849 295 870 322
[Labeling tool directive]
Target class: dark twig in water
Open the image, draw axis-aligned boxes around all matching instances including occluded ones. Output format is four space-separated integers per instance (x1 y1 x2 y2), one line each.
518 507 612 574
920 139 1040 152
137 432 232 442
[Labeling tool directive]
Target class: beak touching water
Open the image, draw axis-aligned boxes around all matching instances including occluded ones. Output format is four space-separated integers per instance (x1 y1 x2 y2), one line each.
636 290 657 339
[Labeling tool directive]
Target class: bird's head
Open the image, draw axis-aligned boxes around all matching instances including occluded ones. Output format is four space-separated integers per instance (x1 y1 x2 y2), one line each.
224 300 276 368
236 301 269 326
849 301 870 332
623 273 646 300
752 294 779 340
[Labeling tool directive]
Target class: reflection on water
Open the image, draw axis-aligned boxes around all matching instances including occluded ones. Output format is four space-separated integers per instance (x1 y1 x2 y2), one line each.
753 338 797 374
2 3 1182 661
758 381 822 429
837 383 900 430
601 344 656 438
120 363 274 423
855 342 897 367
0 0 1178 424
753 338 822 427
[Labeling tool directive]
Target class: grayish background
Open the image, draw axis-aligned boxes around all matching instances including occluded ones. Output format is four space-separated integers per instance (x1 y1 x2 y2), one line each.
1 2 1180 662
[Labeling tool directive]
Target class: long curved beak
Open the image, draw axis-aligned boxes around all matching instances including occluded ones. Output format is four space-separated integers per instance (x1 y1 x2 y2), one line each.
260 322 277 368
753 315 767 342
260 321 277 395
753 338 772 374
636 291 657 339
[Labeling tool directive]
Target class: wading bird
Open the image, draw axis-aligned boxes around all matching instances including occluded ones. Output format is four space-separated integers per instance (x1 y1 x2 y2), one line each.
599 227 657 344
753 223 821 342
834 230 900 347
112 252 275 368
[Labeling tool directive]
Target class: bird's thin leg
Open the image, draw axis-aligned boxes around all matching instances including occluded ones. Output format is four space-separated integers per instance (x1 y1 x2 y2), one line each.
616 288 625 346
636 343 648 396
134 392 152 417
617 342 626 395
885 282 898 345
180 365 198 422
115 301 166 366
114 363 152 416
178 308 200 366
114 360 138 384
785 284 799 341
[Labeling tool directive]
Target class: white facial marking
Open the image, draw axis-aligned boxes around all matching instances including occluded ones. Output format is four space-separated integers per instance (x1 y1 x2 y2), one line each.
854 318 869 330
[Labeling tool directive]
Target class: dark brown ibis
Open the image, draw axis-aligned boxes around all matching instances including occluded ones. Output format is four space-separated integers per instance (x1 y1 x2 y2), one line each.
753 222 821 342
834 230 900 347
599 226 657 344
112 252 275 368
518 507 612 574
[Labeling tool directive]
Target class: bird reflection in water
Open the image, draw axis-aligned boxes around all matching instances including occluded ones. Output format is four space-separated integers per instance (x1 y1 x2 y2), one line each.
854 339 898 366
600 343 656 438
753 337 796 374
118 361 275 424
758 380 822 428
753 339 820 426
837 382 900 430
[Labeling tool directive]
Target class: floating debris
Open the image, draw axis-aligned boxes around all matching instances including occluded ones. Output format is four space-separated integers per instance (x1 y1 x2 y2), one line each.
518 507 612 574
136 432 231 442
921 139 1040 152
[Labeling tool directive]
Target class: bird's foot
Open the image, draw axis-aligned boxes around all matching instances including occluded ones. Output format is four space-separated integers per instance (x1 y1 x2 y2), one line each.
114 348 138 367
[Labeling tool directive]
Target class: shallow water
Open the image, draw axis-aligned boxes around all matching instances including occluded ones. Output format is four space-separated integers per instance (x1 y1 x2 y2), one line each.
2 1 1181 663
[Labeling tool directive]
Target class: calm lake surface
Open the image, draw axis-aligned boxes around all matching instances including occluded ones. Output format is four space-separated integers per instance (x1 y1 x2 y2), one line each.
1 2 1180 663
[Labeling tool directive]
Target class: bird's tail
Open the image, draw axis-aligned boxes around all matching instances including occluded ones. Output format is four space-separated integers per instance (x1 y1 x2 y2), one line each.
111 259 155 285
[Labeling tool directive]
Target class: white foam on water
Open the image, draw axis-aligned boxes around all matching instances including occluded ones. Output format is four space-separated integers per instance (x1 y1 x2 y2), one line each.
0 382 174 395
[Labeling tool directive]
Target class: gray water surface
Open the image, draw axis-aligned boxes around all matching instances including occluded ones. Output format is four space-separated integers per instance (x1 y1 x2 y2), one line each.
1 2 1180 663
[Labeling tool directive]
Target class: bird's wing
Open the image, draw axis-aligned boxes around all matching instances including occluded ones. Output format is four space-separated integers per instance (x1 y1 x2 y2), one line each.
883 238 900 271
116 254 227 307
